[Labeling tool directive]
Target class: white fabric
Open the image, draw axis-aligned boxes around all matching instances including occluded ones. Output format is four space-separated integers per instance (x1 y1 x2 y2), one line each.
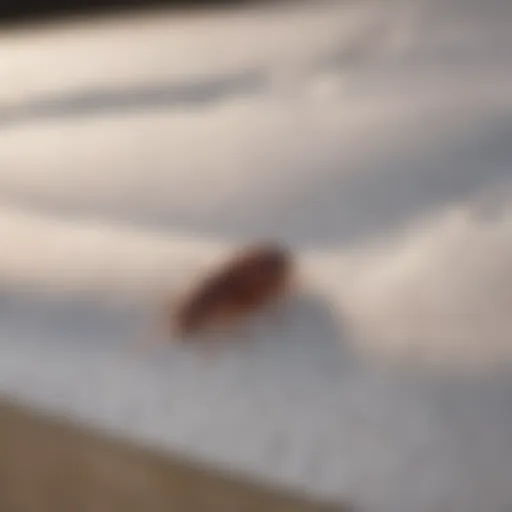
0 1 511 510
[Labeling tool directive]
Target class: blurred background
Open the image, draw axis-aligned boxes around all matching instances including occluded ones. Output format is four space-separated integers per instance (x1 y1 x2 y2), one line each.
0 0 272 24
0 1 511 511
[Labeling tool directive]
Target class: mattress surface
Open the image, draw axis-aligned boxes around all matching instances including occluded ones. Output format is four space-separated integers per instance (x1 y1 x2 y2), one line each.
0 1 512 511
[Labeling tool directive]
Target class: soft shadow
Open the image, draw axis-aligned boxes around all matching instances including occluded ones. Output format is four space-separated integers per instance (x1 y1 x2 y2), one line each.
256 110 512 248
0 70 266 127
237 288 355 376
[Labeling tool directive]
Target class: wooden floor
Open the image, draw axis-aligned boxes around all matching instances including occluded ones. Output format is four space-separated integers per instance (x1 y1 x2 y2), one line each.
0 401 348 512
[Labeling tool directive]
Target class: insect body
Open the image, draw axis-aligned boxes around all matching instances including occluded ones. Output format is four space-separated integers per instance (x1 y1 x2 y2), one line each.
171 243 294 340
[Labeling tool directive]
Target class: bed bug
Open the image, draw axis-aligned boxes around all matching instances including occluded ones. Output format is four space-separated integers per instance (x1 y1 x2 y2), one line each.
127 242 295 356
169 242 295 342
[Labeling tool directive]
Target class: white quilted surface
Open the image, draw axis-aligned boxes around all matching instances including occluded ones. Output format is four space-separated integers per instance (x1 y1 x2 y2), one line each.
0 1 512 510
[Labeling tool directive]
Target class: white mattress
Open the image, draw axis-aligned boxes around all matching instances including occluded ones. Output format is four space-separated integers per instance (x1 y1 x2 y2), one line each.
1 1 512 511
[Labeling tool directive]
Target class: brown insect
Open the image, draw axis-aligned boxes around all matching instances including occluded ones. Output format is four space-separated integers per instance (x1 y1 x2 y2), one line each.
167 242 295 342
126 242 296 357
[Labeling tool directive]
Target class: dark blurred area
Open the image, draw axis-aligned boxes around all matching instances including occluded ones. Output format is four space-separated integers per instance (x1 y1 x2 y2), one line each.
0 0 273 26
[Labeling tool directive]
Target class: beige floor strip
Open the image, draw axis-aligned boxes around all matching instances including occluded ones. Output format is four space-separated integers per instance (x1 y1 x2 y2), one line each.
0 400 350 512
